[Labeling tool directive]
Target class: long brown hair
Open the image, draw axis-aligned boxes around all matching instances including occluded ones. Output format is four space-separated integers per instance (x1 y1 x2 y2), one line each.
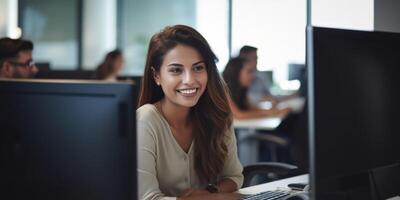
222 57 250 110
138 25 232 184
96 49 122 80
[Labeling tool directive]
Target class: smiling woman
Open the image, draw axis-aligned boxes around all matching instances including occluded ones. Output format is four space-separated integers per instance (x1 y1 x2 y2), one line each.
137 25 243 200
153 44 208 108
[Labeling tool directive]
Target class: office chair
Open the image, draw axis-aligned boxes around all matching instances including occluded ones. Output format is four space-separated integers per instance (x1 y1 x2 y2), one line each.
251 131 290 162
242 162 299 188
261 108 308 165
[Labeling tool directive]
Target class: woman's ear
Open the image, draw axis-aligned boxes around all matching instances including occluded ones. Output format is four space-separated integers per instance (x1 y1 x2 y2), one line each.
151 67 161 86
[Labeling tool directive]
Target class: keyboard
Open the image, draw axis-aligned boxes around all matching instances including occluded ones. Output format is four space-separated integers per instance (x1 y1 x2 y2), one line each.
242 190 290 200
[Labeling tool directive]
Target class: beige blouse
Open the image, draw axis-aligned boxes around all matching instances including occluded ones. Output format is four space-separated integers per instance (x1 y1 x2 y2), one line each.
137 104 243 200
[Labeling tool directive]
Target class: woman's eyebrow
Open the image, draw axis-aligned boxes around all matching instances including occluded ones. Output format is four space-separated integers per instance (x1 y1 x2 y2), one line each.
192 61 205 66
167 63 184 67
167 61 205 67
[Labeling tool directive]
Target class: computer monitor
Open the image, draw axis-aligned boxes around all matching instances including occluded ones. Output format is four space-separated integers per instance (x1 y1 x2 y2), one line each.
288 63 307 96
35 62 51 71
308 27 400 199
35 70 96 79
257 70 274 89
288 63 305 81
117 75 142 91
0 79 137 200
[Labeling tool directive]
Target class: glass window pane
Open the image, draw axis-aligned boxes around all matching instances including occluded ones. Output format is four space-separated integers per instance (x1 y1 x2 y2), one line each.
120 0 228 75
22 0 79 69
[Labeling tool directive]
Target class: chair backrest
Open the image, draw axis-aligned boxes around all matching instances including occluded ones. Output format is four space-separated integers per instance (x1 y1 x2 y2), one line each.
242 162 299 188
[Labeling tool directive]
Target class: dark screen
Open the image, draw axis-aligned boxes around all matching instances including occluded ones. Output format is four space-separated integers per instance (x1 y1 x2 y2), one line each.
309 27 400 199
35 70 96 79
288 63 305 81
0 80 137 200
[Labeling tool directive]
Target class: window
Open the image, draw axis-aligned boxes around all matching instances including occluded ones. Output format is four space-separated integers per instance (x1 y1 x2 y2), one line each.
21 0 80 69
119 0 229 75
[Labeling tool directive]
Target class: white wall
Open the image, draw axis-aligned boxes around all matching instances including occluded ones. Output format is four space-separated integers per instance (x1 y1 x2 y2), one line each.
312 0 374 31
0 0 19 38
196 0 229 72
311 0 400 32
82 0 117 69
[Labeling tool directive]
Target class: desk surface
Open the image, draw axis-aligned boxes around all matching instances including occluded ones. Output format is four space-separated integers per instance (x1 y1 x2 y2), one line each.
233 117 282 130
276 97 306 113
233 97 305 131
239 174 309 195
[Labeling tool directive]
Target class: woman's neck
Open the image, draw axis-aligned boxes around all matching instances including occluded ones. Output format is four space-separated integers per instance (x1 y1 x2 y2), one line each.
159 99 191 130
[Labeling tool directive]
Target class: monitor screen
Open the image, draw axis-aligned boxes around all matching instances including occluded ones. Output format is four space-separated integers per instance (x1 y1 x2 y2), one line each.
35 70 96 79
288 63 305 81
308 27 400 199
0 79 137 200
35 62 51 71
258 70 274 89
117 75 142 91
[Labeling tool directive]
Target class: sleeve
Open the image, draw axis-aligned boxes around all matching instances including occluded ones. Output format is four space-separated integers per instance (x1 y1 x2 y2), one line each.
137 120 177 200
219 126 244 189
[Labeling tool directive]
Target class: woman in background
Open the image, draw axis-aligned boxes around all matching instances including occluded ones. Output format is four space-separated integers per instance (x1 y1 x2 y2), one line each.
224 57 299 167
137 25 243 200
95 49 123 80
223 57 291 119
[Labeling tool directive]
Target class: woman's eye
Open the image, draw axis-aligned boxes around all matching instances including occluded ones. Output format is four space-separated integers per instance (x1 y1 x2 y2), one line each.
193 65 205 72
169 68 182 74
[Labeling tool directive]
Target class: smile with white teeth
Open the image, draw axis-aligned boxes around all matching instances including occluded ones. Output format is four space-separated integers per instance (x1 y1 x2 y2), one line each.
178 88 197 94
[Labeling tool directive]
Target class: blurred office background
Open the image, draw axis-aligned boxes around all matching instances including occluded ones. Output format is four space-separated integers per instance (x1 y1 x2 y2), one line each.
0 0 307 92
1 0 400 89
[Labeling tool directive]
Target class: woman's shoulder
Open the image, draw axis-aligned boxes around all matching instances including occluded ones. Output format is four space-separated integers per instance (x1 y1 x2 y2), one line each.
136 104 160 121
136 104 168 144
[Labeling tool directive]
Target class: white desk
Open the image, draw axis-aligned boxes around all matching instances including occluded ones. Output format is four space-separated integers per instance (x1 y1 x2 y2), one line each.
234 117 282 130
256 96 305 112
233 97 305 130
276 97 306 113
239 174 309 195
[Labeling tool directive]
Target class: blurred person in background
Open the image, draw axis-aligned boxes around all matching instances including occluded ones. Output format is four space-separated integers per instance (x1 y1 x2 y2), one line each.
0 37 38 78
222 57 291 119
95 49 124 81
239 45 298 106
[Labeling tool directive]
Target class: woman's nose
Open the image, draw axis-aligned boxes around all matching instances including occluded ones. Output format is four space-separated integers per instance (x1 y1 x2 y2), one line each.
182 71 195 85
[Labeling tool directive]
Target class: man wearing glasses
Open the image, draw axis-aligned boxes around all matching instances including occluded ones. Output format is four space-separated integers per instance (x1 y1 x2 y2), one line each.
0 37 38 78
